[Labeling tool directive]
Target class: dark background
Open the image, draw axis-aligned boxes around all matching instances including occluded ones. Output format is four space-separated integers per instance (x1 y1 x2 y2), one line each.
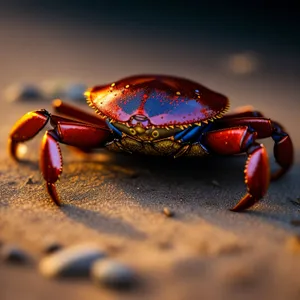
1 1 300 38
1 1 299 86
1 1 299 41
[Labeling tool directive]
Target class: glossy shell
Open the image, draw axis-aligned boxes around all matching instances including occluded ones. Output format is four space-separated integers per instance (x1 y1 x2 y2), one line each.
86 75 229 126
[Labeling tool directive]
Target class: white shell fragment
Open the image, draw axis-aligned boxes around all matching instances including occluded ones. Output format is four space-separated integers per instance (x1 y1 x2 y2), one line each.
39 244 106 278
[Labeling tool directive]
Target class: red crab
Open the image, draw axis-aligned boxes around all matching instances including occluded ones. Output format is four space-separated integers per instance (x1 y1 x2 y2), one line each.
8 75 294 211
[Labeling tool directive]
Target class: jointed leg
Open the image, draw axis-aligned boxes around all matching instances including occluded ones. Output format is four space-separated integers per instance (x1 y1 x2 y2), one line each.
216 117 293 180
9 110 50 161
231 143 269 211
41 130 62 205
202 126 270 212
53 100 109 154
271 121 293 180
53 99 107 127
9 110 111 205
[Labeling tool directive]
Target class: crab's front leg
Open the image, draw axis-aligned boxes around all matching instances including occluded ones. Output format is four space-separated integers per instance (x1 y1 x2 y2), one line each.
40 120 112 205
8 110 50 160
9 111 112 205
202 126 270 212
41 130 63 205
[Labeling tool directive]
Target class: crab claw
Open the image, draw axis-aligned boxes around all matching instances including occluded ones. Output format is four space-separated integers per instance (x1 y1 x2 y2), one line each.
230 144 270 212
8 110 50 160
40 130 63 206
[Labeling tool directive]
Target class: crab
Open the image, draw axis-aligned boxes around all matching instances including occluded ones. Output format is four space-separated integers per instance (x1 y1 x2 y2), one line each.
8 75 294 211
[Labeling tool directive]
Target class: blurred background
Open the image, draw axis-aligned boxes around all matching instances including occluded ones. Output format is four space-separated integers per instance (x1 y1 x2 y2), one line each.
0 1 299 97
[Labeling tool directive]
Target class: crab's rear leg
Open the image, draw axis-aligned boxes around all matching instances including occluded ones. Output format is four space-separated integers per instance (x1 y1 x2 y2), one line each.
52 100 110 155
52 99 107 127
202 126 270 212
270 121 293 180
216 117 293 180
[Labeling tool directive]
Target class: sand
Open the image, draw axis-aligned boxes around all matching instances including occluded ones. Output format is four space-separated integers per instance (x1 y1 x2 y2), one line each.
1 16 300 300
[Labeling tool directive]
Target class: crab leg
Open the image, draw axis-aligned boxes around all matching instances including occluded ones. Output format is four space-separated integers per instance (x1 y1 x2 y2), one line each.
9 111 111 205
40 120 111 205
174 125 212 143
53 99 107 127
52 100 110 154
270 121 293 180
232 143 270 212
202 126 270 212
216 117 293 180
8 110 50 160
41 130 62 206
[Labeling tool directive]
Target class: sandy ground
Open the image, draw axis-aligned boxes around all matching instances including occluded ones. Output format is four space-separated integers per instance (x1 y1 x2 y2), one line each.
1 15 300 300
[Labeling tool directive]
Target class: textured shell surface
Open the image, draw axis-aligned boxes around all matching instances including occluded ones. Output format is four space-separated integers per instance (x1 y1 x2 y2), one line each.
86 75 229 127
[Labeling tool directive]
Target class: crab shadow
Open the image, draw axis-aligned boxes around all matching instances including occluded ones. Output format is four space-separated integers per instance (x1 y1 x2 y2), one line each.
119 154 300 234
17 148 299 232
74 151 300 227
60 204 147 240
72 152 248 210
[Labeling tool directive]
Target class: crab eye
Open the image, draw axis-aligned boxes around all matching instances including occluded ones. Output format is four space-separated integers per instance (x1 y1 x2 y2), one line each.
152 130 159 138
130 128 136 135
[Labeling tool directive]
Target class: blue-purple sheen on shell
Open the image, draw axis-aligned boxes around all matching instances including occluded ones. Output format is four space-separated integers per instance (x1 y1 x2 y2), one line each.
88 75 229 126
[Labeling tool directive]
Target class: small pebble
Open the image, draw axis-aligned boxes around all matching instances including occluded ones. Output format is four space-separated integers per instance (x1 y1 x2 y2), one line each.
65 83 87 103
4 83 44 102
41 81 87 102
41 80 66 99
1 245 31 264
211 180 220 187
163 207 174 217
26 176 34 185
39 244 106 278
43 242 63 255
91 259 137 289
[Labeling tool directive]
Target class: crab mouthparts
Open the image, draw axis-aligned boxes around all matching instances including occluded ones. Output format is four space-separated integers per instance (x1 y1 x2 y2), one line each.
129 114 151 127
133 114 148 121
